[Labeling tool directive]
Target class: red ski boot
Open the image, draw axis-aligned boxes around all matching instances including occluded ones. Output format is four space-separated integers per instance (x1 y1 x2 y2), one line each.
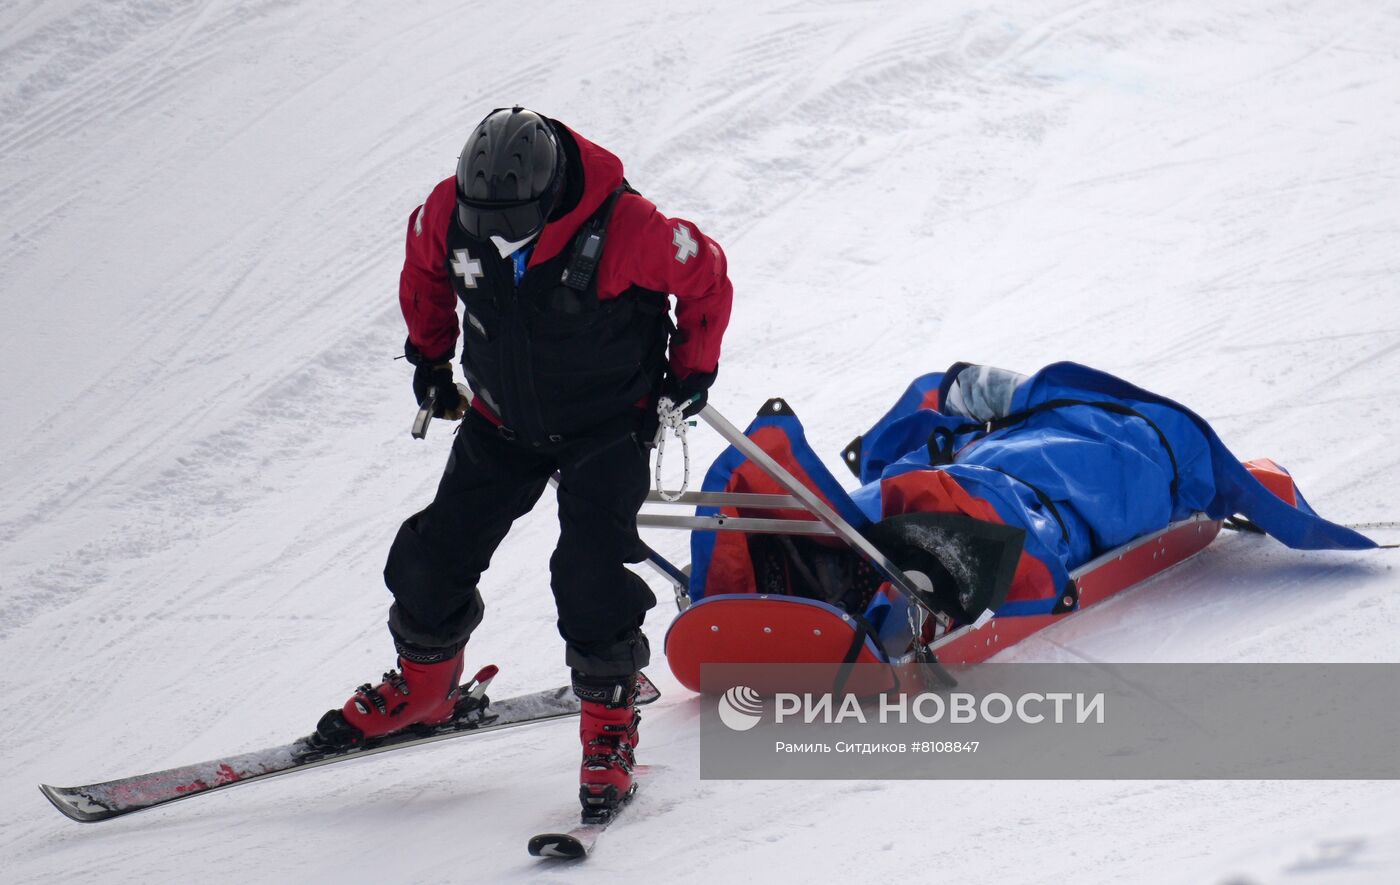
316 651 465 748
575 674 641 817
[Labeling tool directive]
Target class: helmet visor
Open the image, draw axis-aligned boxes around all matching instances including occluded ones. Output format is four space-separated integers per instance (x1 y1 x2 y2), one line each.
456 195 548 242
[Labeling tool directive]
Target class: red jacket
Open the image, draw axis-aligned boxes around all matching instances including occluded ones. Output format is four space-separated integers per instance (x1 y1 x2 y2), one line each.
399 125 732 383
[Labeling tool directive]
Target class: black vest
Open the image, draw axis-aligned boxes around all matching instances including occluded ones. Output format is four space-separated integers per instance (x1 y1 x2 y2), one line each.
445 190 669 446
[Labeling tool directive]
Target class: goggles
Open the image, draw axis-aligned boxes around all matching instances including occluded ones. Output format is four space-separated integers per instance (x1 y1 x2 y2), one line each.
456 192 550 242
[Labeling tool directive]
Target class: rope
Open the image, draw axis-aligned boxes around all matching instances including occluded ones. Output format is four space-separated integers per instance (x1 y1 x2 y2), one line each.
1348 521 1400 548
653 396 691 502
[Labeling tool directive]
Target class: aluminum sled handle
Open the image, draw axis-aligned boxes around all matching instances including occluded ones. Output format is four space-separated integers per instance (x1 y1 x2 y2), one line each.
410 388 438 439
696 403 945 627
637 514 838 536
644 490 804 508
410 382 472 440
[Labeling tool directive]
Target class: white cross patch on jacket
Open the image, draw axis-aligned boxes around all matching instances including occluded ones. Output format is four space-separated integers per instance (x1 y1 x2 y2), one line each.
672 224 698 264
452 248 483 288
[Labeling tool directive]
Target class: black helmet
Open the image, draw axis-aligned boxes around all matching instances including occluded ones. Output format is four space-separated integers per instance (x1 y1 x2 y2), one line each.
455 107 565 241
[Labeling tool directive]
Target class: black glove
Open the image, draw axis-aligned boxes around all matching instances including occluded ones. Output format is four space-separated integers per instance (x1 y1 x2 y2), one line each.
405 338 464 419
664 369 716 418
413 363 464 418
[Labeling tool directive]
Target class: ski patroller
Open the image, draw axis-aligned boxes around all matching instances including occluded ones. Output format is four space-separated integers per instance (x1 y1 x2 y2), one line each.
40 668 660 823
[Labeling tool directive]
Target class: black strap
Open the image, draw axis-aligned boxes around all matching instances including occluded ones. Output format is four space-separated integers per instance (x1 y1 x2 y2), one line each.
560 183 636 292
839 614 876 665
986 466 1071 544
833 613 886 697
928 398 1183 497
1223 515 1267 534
927 425 958 465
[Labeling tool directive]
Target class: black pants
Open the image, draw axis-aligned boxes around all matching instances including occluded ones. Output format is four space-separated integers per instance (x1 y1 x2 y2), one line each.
383 411 655 676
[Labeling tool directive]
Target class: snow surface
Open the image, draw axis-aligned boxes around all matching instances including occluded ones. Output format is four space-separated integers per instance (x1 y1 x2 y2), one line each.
3 0 1399 882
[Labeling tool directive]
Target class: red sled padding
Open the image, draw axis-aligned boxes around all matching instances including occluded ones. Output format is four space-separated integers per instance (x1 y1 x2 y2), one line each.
665 595 887 694
1242 458 1299 507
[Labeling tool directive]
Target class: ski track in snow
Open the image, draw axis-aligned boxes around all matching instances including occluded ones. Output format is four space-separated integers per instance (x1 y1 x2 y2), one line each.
3 0 1399 882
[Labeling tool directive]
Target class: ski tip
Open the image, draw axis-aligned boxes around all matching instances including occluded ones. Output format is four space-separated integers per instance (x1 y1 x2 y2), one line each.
39 784 114 823
528 832 588 859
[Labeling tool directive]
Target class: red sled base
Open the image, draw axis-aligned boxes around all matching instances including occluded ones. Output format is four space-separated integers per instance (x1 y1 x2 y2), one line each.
665 514 1221 692
665 594 891 694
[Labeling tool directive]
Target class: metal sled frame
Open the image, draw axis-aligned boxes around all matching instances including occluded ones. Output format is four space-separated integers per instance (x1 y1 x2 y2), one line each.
637 404 1222 664
636 404 965 652
640 405 943 623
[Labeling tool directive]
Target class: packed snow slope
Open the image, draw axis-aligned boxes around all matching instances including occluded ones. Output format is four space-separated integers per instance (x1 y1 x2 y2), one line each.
3 0 1398 882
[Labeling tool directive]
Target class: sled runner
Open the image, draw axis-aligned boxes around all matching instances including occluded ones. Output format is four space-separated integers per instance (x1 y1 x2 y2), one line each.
653 363 1374 690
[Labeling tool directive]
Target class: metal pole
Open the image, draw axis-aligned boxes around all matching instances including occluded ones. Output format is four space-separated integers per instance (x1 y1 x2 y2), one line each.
644 490 804 508
637 514 838 535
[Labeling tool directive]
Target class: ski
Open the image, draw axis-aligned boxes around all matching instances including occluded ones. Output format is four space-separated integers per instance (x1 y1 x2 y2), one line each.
40 667 660 823
527 815 616 860
527 766 653 859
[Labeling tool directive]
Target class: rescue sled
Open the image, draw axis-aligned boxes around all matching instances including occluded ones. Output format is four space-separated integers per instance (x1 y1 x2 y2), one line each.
648 363 1374 692
653 405 1221 691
